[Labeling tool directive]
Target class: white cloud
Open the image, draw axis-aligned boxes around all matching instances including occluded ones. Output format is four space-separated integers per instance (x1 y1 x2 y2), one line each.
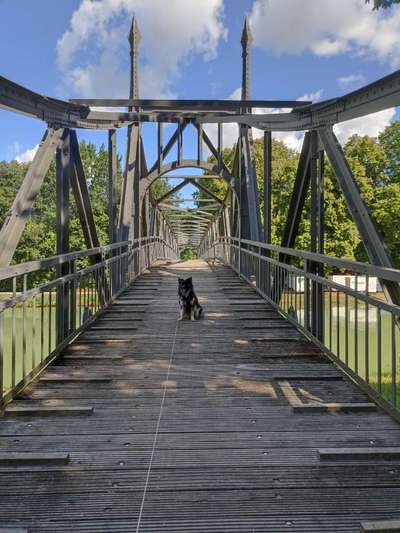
337 74 365 88
15 144 39 163
249 0 400 67
297 89 323 102
57 0 227 98
334 107 396 144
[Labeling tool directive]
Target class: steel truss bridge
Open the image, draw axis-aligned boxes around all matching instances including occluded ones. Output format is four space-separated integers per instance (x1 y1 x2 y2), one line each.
1 16 400 532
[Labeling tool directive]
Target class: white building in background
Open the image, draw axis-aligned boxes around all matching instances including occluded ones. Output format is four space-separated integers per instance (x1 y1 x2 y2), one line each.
331 275 382 293
288 275 382 293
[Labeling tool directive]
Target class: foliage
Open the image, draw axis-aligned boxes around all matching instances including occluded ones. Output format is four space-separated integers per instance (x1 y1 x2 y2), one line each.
180 247 198 260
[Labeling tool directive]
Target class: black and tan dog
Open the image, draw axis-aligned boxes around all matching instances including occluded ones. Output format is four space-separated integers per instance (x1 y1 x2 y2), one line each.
178 277 203 320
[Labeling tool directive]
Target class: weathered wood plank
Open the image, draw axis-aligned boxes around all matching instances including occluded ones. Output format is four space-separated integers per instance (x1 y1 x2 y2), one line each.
318 447 400 460
0 453 69 465
0 259 399 531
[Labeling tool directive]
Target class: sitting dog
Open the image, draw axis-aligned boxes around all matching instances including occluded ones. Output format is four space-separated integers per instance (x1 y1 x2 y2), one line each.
178 277 203 320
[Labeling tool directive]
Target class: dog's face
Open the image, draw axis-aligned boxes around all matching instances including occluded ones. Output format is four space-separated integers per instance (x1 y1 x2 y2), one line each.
178 277 193 293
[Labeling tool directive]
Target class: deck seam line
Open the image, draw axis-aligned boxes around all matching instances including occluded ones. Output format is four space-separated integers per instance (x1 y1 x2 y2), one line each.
135 316 179 532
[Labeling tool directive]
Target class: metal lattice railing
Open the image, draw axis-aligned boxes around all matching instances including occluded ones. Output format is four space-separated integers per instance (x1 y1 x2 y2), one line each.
0 237 178 407
201 237 400 421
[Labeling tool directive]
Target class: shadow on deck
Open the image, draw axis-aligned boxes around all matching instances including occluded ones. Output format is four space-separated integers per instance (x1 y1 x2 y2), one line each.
1 259 400 532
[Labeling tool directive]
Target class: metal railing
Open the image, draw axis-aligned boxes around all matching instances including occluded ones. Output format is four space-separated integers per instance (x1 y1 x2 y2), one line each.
201 236 400 421
0 237 178 408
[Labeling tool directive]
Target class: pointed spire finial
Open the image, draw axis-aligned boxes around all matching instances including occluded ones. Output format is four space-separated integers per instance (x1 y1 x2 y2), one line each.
128 15 141 47
128 15 140 100
241 16 253 49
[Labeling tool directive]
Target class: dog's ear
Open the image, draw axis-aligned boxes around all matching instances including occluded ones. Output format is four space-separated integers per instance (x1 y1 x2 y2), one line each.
178 278 184 283
186 277 193 284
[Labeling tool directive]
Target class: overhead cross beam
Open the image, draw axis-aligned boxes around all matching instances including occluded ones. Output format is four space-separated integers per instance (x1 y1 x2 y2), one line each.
155 179 190 204
191 180 223 204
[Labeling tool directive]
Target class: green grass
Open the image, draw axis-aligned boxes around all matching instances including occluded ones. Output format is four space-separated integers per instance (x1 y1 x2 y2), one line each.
1 291 98 393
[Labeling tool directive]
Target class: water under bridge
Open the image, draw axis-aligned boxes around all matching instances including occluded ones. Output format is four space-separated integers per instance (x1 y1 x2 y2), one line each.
1 16 400 533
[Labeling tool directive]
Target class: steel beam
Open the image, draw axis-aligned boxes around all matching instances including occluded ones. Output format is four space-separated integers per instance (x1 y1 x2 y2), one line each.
280 132 311 251
0 127 63 266
147 123 188 176
263 131 272 244
309 130 324 340
155 179 189 204
157 122 163 173
195 125 230 177
108 129 118 244
118 125 140 242
197 124 203 165
69 97 308 110
69 131 101 251
56 130 71 344
240 128 261 241
191 180 223 204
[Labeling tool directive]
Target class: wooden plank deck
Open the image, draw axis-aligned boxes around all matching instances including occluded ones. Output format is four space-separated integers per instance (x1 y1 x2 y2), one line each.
1 259 400 532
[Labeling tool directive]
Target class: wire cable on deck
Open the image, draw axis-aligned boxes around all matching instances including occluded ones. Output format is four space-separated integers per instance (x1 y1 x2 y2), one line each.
135 317 179 532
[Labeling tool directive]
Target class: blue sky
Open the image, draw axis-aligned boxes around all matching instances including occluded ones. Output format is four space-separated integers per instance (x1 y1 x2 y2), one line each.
1 0 399 173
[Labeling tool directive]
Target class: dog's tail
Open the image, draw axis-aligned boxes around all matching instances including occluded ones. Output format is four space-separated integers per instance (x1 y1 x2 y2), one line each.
195 305 204 320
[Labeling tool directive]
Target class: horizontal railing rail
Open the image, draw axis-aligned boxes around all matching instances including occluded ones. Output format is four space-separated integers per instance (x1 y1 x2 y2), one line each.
0 237 178 408
201 236 400 422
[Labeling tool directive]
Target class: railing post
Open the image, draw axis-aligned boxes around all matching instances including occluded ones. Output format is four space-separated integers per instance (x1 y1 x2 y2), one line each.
69 259 76 333
304 259 311 332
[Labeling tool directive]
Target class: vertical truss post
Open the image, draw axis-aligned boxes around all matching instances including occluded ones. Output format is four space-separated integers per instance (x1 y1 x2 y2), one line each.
318 147 325 257
217 122 223 171
108 129 118 244
158 122 163 173
132 133 142 278
149 206 156 237
197 124 203 165
56 130 71 344
108 128 118 292
263 131 272 244
309 130 324 340
263 131 272 297
177 122 183 164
